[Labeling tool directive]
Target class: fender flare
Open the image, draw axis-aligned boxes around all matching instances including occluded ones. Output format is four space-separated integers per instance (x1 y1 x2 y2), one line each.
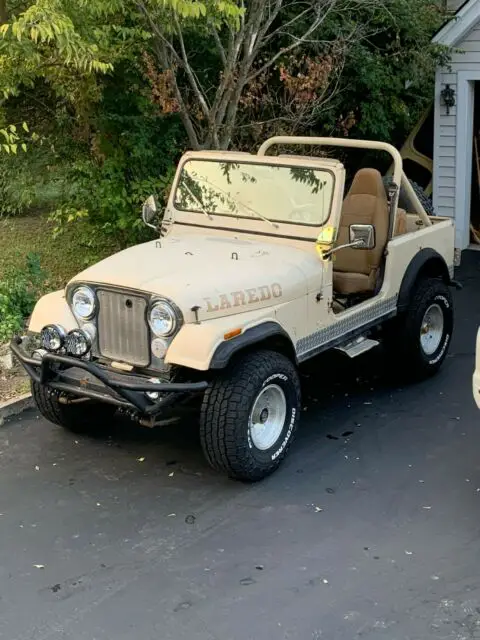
209 321 296 370
397 248 452 313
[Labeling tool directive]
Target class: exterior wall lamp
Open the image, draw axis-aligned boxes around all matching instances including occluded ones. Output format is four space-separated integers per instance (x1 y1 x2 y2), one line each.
441 84 456 115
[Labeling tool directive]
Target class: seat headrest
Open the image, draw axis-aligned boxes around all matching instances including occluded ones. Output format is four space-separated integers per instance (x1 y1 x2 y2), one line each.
347 168 384 198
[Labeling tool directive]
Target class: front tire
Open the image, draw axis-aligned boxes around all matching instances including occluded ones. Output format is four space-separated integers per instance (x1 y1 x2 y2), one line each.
200 350 301 482
385 278 453 380
31 382 117 435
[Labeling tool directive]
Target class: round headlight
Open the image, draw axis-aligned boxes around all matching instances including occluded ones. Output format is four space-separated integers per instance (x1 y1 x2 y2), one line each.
72 286 96 320
149 302 177 337
41 325 66 352
65 329 92 357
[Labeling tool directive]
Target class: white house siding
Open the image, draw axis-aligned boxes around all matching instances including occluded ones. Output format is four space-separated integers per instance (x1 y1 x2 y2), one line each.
448 0 466 10
434 23 480 242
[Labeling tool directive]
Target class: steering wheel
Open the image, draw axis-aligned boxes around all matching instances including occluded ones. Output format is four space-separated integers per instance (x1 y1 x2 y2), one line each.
289 203 313 223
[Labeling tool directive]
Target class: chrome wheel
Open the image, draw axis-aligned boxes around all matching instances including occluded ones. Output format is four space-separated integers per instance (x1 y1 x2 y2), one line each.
249 384 287 451
420 303 444 356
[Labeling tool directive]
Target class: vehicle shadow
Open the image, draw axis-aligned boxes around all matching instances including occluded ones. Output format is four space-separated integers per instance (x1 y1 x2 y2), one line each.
97 346 393 451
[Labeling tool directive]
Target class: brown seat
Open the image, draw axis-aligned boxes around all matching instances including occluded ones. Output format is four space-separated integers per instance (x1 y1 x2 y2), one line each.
333 168 389 296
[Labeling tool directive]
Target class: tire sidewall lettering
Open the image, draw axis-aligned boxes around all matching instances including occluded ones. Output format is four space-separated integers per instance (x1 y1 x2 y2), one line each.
420 290 453 366
434 294 450 309
262 373 288 387
248 371 299 459
427 333 450 366
271 407 296 461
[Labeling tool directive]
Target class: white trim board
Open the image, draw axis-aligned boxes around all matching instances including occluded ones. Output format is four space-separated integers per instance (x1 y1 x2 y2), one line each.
455 71 479 249
434 0 480 47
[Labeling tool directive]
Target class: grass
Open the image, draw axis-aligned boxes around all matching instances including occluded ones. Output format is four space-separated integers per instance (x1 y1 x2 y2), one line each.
0 213 126 402
0 214 123 290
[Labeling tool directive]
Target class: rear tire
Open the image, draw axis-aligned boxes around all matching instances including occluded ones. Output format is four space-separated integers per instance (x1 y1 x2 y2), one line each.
31 382 117 435
383 177 434 215
384 278 453 380
407 181 434 216
200 350 301 482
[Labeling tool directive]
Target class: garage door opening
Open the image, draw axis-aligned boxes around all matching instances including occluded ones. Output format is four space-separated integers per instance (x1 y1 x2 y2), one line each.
470 81 480 248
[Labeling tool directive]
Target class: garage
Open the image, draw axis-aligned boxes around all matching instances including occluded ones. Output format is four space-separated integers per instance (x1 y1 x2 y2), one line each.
433 0 480 255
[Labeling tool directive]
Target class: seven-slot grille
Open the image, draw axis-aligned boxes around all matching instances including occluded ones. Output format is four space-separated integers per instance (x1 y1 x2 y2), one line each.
97 290 150 367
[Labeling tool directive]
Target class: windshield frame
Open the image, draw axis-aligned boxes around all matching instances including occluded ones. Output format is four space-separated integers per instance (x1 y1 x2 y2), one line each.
172 157 336 229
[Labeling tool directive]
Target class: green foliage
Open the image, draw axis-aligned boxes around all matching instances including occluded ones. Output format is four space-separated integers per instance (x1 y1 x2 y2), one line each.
0 0 451 279
0 253 46 342
318 0 448 143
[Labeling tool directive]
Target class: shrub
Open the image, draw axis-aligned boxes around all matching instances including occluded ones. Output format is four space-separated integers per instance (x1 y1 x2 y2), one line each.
0 254 46 343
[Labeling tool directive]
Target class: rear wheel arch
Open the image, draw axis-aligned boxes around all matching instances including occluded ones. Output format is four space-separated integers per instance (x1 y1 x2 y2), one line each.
397 249 451 312
209 322 297 370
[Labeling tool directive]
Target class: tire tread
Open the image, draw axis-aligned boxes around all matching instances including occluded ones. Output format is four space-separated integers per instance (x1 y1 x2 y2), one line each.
200 350 300 481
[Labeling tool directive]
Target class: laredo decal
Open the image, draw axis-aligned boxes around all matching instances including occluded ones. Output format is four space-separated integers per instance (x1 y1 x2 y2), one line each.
204 283 283 313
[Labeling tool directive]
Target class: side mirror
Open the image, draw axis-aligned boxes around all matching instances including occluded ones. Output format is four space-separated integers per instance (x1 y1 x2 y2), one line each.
142 195 159 229
321 224 375 260
349 224 375 250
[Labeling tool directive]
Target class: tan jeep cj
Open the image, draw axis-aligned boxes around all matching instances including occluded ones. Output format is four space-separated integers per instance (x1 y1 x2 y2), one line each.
11 136 458 482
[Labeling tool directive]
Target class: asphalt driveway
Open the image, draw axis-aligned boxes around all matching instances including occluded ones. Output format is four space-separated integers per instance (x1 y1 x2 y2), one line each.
1 252 480 640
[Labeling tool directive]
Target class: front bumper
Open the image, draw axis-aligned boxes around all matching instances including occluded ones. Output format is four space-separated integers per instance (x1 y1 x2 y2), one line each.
10 337 208 416
474 370 480 410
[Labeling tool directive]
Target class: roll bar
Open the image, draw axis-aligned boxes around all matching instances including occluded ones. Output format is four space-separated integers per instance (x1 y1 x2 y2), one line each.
257 136 432 227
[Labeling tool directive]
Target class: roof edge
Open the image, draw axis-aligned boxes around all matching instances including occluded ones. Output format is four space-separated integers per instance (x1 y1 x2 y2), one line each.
433 0 480 47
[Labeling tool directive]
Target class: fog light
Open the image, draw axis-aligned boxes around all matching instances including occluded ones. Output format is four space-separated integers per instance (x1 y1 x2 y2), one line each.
65 329 91 357
41 325 66 352
151 337 168 360
146 377 162 401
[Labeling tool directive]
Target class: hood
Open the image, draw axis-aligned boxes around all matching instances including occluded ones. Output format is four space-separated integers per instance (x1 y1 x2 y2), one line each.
70 230 320 322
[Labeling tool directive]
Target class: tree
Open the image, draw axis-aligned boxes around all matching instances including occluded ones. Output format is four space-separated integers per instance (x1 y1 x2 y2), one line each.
140 0 394 150
0 1 449 152
0 0 7 24
0 0 449 231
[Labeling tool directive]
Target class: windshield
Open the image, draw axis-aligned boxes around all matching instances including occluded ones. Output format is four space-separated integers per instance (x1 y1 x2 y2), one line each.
174 160 335 227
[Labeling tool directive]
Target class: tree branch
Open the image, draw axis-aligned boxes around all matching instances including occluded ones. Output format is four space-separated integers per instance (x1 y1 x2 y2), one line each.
152 41 200 150
255 0 283 47
0 0 7 25
135 0 182 66
173 13 211 119
258 7 312 48
246 5 333 83
210 24 227 67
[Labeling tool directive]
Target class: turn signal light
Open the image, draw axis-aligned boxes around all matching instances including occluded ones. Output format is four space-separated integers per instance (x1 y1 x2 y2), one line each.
224 328 243 341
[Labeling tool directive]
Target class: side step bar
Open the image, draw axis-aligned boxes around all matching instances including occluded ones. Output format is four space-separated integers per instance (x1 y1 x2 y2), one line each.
335 336 379 359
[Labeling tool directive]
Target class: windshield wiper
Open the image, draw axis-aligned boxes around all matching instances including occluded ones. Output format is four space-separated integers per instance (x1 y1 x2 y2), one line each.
182 182 212 220
233 199 279 228
193 176 278 228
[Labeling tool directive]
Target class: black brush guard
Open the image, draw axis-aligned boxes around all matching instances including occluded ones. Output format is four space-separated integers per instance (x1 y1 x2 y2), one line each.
10 337 208 416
